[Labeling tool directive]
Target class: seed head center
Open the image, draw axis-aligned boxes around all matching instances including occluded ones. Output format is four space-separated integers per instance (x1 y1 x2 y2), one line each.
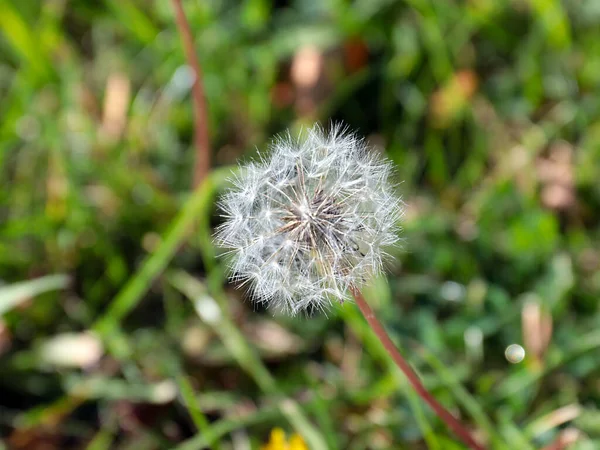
277 189 343 245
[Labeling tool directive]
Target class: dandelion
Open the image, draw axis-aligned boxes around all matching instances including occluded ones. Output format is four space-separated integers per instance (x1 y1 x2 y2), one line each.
261 428 308 450
215 124 402 314
214 123 484 450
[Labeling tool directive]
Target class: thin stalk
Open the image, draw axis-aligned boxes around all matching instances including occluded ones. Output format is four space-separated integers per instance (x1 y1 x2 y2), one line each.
350 287 485 450
171 0 211 187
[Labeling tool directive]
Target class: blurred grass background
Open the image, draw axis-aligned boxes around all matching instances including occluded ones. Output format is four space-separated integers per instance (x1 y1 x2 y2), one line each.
1 0 600 449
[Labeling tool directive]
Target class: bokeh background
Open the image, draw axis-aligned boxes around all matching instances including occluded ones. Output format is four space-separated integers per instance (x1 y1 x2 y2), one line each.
1 0 600 449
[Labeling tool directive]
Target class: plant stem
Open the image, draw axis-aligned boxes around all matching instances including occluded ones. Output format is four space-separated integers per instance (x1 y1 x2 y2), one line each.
350 287 485 450
171 0 211 187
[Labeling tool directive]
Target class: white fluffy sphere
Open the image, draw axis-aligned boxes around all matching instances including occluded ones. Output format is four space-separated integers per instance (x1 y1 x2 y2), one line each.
215 124 402 314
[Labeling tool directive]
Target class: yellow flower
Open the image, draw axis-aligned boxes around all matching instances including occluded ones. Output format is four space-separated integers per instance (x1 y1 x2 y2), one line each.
261 428 308 450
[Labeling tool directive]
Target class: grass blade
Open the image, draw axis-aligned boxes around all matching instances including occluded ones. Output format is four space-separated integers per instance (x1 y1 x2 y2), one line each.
93 167 231 338
168 270 328 450
0 274 69 317
417 344 506 449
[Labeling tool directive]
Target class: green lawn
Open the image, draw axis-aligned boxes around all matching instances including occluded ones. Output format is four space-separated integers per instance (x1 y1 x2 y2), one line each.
1 0 600 449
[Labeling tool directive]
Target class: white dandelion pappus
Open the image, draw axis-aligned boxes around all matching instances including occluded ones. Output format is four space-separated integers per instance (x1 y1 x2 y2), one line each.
215 124 402 315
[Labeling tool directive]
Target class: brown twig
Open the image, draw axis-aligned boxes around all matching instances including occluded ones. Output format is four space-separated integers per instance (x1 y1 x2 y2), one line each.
171 0 211 187
350 287 485 450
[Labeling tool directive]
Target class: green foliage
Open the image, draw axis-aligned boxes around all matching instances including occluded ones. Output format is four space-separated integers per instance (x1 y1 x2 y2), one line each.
1 0 600 448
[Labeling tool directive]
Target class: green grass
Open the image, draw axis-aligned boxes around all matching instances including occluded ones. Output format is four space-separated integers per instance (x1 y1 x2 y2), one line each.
1 0 600 448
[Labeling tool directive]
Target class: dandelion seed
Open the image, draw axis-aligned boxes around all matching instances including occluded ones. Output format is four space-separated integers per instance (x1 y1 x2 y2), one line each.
214 124 403 315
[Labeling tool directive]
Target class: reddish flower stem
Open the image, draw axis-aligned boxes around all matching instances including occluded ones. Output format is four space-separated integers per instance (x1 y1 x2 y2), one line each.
351 287 485 450
171 0 211 187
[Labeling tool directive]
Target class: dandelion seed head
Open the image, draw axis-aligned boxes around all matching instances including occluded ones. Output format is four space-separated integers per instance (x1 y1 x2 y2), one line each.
215 124 403 315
